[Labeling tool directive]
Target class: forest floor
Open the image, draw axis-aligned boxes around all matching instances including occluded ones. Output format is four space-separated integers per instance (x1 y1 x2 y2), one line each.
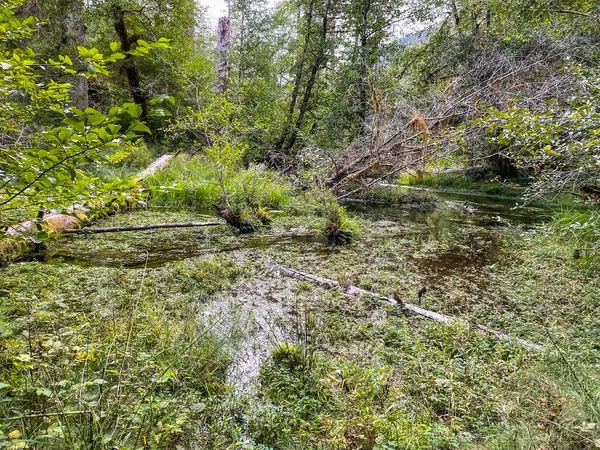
1 188 599 449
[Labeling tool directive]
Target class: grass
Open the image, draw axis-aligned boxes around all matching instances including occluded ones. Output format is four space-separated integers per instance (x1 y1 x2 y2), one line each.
399 172 526 198
0 249 242 449
145 155 296 213
1 192 599 449
547 207 600 271
356 186 439 210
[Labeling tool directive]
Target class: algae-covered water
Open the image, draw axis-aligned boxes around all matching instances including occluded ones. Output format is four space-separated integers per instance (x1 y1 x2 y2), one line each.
40 189 556 389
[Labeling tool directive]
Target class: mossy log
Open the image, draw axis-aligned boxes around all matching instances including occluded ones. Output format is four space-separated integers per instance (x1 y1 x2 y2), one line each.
279 266 544 352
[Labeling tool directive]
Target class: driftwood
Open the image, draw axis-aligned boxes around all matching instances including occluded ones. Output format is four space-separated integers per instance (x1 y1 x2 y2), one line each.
279 266 543 351
64 221 222 234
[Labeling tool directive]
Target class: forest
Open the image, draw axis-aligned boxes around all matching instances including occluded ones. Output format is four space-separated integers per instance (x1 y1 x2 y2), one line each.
0 0 599 448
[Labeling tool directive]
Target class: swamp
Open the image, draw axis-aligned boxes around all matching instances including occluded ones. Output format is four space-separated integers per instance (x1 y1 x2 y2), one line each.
1 0 600 449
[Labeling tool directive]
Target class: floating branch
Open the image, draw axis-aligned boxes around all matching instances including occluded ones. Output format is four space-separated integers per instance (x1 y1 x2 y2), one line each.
279 266 543 351
64 221 222 234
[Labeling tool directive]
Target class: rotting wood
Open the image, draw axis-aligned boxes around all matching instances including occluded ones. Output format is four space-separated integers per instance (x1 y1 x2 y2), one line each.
65 221 222 234
279 266 544 351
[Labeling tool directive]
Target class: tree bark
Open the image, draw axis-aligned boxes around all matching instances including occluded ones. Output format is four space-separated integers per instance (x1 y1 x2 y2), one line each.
275 0 315 151
284 0 332 151
112 5 150 120
280 266 544 351
357 0 371 134
216 16 231 94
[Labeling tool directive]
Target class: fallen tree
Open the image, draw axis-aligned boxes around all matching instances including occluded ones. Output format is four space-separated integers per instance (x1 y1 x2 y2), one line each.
280 266 543 351
65 221 222 234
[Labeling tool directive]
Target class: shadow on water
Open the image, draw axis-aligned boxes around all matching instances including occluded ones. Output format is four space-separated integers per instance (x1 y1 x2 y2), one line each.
44 187 550 270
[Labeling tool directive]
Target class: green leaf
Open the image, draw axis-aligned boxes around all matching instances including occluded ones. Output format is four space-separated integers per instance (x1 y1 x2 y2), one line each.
128 121 152 134
110 42 121 52
58 129 73 141
124 103 143 119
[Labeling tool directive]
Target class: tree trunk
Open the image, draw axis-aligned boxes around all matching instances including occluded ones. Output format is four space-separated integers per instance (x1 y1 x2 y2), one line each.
275 0 315 151
216 16 231 95
112 5 150 120
357 0 371 134
284 0 332 152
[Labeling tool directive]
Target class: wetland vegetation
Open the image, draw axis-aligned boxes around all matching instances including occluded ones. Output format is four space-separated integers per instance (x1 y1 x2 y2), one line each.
1 0 600 449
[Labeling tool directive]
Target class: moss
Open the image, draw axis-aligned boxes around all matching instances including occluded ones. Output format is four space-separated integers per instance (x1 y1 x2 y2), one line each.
0 238 25 266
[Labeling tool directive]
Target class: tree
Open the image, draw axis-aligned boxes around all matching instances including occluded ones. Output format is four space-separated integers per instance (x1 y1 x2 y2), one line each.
0 1 169 230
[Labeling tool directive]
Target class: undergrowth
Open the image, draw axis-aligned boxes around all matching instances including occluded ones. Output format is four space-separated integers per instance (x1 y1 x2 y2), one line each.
145 155 295 213
399 172 524 197
549 208 600 271
0 257 241 449
357 186 439 210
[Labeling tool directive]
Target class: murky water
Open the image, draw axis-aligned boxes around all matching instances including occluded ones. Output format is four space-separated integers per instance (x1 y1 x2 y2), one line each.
45 187 551 269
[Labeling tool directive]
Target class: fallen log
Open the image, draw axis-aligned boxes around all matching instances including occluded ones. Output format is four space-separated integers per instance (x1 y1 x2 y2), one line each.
279 266 543 351
1 154 175 265
64 221 222 234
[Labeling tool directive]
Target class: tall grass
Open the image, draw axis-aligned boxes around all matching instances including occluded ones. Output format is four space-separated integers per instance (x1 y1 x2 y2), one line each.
399 172 524 197
145 155 295 212
550 207 600 269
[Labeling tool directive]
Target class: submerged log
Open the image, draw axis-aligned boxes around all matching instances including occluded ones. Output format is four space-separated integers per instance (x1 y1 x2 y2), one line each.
65 221 222 234
279 266 543 351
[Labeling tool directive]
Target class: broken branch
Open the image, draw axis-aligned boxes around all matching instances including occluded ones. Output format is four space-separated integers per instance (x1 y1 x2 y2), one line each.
64 221 222 234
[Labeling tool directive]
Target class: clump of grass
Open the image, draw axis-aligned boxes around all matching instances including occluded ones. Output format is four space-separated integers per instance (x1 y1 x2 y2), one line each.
323 204 360 245
271 343 304 370
307 189 360 245
146 156 295 215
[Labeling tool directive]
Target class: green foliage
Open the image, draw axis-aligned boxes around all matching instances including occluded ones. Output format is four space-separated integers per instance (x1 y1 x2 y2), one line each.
309 189 361 245
399 173 524 197
472 68 600 197
359 186 440 209
147 155 295 213
0 256 239 449
0 1 172 231
550 208 600 270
